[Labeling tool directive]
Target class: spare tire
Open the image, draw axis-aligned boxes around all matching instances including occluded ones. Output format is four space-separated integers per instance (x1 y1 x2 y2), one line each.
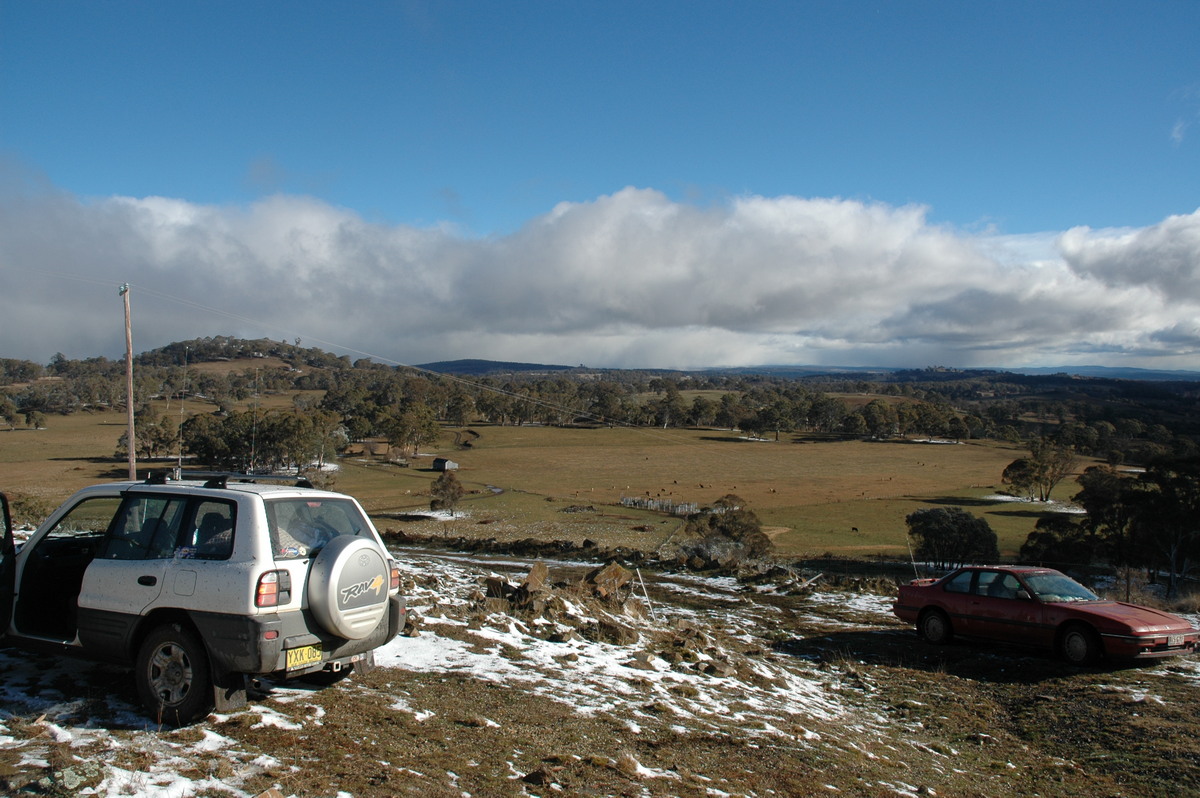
307 535 390 640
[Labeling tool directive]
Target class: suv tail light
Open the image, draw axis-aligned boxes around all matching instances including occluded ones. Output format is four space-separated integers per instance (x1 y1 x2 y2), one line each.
389 558 400 592
256 570 293 607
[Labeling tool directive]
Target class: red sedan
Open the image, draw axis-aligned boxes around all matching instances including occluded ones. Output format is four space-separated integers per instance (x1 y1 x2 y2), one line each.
892 565 1198 665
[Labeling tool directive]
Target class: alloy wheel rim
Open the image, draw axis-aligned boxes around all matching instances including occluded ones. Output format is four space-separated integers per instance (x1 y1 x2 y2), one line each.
149 643 193 705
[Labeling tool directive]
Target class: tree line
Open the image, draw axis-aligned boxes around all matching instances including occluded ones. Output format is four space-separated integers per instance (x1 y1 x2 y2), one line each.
6 339 1196 461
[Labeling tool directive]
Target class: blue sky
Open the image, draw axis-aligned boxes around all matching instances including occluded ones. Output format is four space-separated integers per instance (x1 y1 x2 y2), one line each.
2 1 1199 370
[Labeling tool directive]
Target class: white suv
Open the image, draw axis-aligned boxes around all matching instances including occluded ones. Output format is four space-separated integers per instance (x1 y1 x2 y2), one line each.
0 473 405 726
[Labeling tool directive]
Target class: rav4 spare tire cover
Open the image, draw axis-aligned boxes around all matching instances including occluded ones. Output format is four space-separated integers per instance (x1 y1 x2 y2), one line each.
307 535 390 640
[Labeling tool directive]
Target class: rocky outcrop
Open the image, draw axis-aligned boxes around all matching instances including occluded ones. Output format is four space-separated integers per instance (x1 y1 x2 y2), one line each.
434 560 752 685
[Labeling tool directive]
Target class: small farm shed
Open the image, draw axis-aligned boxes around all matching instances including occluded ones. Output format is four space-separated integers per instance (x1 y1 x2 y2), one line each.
432 458 459 472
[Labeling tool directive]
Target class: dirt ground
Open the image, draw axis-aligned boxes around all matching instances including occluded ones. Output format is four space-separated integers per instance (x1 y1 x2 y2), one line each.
2 550 1200 797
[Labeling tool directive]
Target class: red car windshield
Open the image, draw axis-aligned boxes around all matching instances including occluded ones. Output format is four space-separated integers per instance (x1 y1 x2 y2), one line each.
1023 572 1100 603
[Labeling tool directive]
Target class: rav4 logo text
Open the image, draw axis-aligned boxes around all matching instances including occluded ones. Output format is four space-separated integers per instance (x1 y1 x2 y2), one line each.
341 574 384 605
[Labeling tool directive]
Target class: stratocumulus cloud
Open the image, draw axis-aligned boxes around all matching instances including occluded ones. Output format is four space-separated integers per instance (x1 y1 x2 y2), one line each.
1 179 1199 370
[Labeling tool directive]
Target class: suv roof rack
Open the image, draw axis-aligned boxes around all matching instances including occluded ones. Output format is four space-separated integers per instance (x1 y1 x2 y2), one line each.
143 471 316 490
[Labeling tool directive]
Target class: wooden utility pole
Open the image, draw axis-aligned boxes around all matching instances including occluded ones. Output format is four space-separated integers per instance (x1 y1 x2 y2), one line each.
120 283 136 480
177 345 188 477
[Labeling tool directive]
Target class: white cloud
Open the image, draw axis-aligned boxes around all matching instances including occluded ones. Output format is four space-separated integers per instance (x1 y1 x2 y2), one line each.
1172 120 1187 145
2 177 1200 370
1059 211 1200 301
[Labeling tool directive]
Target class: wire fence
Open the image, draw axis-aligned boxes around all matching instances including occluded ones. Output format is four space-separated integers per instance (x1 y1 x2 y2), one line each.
619 496 700 516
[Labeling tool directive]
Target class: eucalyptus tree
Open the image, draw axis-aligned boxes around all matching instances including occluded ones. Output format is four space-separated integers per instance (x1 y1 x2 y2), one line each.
860 399 897 439
1133 461 1200 596
1002 439 1078 502
384 404 441 457
906 507 1000 570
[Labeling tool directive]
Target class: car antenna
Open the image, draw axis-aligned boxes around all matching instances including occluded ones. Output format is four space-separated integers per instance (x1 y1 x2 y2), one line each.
905 531 921 579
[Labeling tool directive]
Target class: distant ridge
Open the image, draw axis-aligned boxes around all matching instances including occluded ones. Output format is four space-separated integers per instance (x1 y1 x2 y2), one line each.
412 359 1200 382
416 358 576 376
10 337 1198 383
710 364 1200 382
1000 365 1200 381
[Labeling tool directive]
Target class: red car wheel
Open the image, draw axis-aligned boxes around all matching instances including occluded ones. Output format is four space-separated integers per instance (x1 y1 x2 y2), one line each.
1058 623 1102 665
919 609 953 644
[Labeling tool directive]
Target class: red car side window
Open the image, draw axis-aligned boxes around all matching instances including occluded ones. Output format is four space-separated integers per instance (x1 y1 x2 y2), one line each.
944 571 973 593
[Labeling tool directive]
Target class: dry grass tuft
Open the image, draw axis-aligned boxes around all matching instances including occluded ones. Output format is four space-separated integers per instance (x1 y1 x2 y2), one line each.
613 751 643 779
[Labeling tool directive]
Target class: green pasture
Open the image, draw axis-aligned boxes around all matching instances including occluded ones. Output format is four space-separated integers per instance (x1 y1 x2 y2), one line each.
0 403 1086 558
346 423 1070 557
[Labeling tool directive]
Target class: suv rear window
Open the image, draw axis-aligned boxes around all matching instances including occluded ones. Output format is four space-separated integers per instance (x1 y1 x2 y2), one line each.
264 497 370 559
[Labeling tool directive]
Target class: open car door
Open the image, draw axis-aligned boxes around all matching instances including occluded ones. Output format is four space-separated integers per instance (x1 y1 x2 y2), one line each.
0 493 14 641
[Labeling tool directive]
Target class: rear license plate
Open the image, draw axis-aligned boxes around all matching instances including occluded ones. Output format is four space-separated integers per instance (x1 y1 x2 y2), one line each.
1168 634 1185 647
286 644 323 671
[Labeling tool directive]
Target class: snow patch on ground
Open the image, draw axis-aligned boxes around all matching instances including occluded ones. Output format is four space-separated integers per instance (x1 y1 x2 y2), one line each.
981 494 1086 513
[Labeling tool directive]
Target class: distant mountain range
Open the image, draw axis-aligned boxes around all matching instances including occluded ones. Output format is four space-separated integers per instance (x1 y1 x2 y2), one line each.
999 365 1200 382
416 359 1200 382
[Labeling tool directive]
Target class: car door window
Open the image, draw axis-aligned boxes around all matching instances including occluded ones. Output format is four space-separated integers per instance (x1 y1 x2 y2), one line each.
99 496 187 560
943 571 973 594
16 495 122 637
976 571 1001 596
993 574 1021 599
41 496 123 542
185 501 236 560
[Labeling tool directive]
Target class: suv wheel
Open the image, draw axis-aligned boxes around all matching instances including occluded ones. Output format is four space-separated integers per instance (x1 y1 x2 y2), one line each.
136 623 214 727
